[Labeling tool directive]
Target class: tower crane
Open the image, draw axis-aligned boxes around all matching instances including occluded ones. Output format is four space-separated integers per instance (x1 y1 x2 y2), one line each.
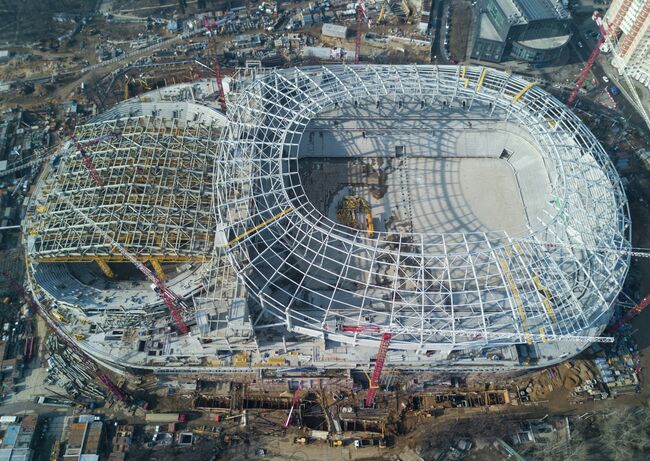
284 380 302 428
365 332 392 407
206 25 227 113
567 2 632 105
354 0 365 64
0 145 56 179
6 276 128 402
70 131 121 187
340 325 392 405
607 294 650 334
53 192 190 334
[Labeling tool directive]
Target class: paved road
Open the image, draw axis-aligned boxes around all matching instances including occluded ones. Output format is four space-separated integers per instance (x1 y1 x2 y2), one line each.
430 0 444 62
570 20 650 132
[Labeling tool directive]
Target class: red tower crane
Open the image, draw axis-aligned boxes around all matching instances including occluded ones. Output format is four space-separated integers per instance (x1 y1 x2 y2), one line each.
567 1 632 105
207 26 227 113
56 194 190 334
365 332 392 406
7 276 128 402
284 380 302 428
354 0 364 64
70 131 121 187
607 294 650 334
340 325 392 405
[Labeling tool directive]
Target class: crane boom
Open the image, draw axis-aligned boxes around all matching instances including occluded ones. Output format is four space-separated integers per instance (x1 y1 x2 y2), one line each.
54 192 190 334
284 380 302 428
70 131 120 187
607 294 650 333
567 4 631 105
207 26 227 113
355 0 364 64
365 333 392 407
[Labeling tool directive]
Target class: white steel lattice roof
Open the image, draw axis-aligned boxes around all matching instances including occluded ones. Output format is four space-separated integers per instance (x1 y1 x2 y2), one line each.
215 65 630 349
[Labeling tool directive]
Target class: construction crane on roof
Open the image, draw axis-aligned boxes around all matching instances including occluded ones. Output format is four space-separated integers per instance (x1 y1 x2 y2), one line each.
284 380 302 428
567 3 631 105
355 0 365 64
206 25 227 113
54 192 191 334
70 131 121 187
6 276 129 402
365 333 392 406
340 324 392 405
607 294 650 334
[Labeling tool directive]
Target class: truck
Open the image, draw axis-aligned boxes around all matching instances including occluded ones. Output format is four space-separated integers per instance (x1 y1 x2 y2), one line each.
34 396 74 407
145 413 187 423
609 84 620 96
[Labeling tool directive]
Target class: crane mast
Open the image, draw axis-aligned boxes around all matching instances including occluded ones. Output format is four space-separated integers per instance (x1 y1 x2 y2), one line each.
284 380 302 428
70 131 120 187
365 333 392 407
355 0 364 64
567 2 632 105
207 26 227 113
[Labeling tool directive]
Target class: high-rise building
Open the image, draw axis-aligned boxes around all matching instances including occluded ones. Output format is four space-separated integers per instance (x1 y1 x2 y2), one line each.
606 0 650 89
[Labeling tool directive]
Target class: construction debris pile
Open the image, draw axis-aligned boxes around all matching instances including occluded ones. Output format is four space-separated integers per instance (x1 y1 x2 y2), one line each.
45 334 106 403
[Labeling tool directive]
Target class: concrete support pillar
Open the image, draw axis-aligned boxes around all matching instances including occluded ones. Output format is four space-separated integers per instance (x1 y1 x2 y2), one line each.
150 259 166 281
95 259 115 278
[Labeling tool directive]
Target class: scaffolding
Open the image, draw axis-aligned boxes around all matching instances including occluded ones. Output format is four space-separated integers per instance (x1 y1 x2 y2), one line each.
27 116 221 264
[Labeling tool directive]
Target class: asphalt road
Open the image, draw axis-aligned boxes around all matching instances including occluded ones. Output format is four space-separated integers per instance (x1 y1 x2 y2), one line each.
429 0 444 62
569 19 649 132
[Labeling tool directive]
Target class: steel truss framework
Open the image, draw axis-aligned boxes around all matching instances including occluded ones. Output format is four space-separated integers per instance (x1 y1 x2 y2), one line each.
215 65 631 349
29 116 222 263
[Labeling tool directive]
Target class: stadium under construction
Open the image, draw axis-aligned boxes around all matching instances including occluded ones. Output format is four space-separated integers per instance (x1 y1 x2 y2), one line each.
23 65 631 379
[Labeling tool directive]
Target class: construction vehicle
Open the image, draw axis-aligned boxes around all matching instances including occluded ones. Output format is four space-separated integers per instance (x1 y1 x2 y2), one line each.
336 196 373 236
50 440 60 461
294 437 309 444
377 4 386 24
365 332 392 406
330 439 343 447
123 77 131 100
339 324 392 405
145 413 188 423
51 311 66 323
